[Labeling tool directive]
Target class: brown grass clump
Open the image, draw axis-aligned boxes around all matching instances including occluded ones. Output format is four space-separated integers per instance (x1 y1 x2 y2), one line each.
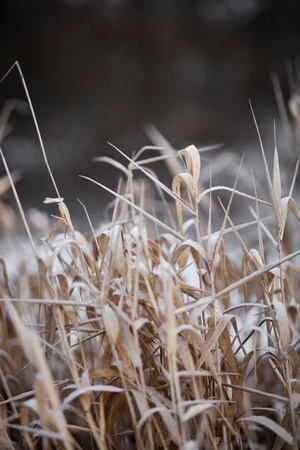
1 62 300 450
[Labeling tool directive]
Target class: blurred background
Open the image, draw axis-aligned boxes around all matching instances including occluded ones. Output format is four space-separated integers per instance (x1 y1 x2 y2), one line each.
0 0 300 228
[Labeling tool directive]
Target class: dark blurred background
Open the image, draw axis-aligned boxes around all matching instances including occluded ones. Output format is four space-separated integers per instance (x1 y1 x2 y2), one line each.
0 0 300 226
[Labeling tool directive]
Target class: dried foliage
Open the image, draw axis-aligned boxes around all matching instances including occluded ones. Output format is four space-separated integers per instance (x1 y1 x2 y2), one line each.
1 63 300 449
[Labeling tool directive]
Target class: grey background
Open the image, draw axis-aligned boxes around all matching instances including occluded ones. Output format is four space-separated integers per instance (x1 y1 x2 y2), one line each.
0 0 299 227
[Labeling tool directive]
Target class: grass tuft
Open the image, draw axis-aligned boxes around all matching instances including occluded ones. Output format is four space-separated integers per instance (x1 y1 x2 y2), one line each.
1 63 300 449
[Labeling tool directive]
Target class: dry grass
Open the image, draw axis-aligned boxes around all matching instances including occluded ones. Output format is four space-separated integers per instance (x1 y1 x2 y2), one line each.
1 63 300 449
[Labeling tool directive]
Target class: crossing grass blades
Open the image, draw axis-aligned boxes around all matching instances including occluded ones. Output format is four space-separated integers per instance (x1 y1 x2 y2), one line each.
1 62 300 449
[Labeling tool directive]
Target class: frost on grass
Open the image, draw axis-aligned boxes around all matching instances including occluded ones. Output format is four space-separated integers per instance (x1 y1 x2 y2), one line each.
1 63 300 449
